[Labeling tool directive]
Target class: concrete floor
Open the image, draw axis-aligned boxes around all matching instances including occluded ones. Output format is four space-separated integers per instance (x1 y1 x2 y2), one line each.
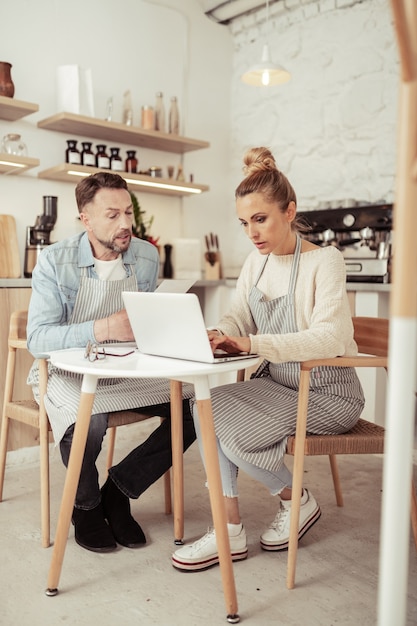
1 418 416 626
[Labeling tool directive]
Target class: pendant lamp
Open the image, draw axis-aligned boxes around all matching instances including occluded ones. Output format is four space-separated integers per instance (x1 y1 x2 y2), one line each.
241 0 290 86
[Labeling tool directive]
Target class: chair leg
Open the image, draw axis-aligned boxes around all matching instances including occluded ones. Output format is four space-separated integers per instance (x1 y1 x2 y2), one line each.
287 368 311 590
329 454 344 507
164 470 172 515
106 426 117 474
39 424 50 548
0 348 16 502
38 358 51 547
0 413 10 502
411 477 417 551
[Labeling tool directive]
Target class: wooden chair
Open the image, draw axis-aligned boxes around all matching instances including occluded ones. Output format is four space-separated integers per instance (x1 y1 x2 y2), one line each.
238 316 417 588
286 316 417 589
0 310 174 548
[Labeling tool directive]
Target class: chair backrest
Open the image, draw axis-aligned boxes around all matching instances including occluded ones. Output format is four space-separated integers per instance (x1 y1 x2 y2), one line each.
352 317 389 358
9 309 28 346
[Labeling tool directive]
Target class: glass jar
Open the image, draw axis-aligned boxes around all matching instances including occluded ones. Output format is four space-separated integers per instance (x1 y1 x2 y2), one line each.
169 96 180 135
125 150 138 173
149 166 162 178
141 105 154 130
96 144 110 169
65 139 81 164
110 147 123 171
81 141 95 166
1 133 27 156
154 92 165 132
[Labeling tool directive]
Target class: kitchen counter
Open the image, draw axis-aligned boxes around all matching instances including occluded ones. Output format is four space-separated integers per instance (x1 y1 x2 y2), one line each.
0 277 392 291
0 278 228 288
0 278 32 287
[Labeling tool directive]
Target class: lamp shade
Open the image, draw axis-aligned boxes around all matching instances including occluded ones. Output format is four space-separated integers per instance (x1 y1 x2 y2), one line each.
241 43 291 86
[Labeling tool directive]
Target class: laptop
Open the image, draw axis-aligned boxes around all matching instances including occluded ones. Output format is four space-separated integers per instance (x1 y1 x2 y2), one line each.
122 291 258 364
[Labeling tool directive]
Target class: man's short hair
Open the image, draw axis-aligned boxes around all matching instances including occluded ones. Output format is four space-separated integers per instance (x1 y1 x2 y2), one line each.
75 172 128 213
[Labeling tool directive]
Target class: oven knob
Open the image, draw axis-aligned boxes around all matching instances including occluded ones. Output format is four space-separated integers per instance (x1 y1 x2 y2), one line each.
343 213 356 227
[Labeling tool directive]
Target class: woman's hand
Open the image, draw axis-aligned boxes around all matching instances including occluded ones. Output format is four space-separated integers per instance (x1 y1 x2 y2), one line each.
208 330 251 355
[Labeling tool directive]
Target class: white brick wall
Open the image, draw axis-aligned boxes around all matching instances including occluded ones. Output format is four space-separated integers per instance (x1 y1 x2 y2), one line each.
225 0 398 268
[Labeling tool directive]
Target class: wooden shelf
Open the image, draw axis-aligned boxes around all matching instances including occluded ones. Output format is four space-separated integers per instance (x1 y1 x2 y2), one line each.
0 153 40 174
37 112 210 154
38 163 209 197
0 95 39 121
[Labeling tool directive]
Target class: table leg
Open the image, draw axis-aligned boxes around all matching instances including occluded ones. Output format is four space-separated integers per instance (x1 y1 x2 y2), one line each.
170 380 184 544
195 389 239 624
45 375 97 596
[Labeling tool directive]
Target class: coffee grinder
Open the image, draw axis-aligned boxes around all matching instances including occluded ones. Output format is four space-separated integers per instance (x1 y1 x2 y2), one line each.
24 195 58 277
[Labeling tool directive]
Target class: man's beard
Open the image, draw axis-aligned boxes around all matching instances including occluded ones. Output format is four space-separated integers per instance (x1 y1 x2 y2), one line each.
98 231 131 253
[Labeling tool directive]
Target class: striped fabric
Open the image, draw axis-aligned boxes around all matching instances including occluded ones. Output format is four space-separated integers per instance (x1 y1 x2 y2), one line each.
209 236 364 473
29 266 193 444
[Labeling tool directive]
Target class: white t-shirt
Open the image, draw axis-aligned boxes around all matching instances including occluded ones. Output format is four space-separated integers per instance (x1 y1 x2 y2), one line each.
94 255 126 281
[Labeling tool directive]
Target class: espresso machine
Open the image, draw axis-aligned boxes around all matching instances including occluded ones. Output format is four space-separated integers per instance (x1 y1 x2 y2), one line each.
24 195 58 277
297 202 393 283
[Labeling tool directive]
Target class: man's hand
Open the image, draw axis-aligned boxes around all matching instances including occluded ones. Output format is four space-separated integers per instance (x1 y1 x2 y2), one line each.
94 310 134 343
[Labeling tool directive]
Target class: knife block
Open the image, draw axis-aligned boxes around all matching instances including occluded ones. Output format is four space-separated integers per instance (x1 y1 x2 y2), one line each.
205 253 223 280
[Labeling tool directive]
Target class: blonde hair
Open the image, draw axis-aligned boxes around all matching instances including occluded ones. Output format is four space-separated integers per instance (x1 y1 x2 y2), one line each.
235 147 297 210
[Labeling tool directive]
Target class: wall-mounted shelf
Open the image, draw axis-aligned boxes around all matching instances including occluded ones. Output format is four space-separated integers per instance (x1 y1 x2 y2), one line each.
37 112 210 154
0 153 40 174
38 163 209 197
0 95 39 121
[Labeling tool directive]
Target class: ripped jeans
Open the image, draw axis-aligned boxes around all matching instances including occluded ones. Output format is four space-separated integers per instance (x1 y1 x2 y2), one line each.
191 402 292 498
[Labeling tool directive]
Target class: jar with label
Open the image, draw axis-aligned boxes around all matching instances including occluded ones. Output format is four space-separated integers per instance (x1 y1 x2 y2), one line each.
65 139 81 164
141 105 154 130
149 166 162 178
154 92 165 132
96 145 110 169
81 141 95 166
110 147 123 171
125 150 138 173
169 96 180 135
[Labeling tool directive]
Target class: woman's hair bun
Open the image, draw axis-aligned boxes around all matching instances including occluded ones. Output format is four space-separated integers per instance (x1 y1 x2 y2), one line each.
242 147 277 176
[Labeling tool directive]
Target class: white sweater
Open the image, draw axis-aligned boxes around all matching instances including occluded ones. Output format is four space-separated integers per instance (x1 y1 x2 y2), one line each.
217 245 358 364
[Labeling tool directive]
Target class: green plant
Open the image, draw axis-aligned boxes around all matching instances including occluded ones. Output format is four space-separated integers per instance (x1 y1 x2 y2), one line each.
129 191 159 246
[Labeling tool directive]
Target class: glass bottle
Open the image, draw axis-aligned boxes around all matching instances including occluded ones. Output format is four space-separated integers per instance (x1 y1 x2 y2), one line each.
65 139 81 164
125 150 138 173
176 164 185 182
110 147 123 171
169 96 180 135
123 90 133 126
81 141 95 166
154 92 165 132
96 145 110 169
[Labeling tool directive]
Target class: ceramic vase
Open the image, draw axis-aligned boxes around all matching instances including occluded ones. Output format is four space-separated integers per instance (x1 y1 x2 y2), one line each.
0 62 15 98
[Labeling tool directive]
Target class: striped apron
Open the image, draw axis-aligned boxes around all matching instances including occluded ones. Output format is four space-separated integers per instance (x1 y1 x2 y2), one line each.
210 236 365 473
29 266 193 444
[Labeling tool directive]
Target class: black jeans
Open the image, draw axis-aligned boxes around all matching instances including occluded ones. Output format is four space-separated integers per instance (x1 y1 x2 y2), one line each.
59 399 196 509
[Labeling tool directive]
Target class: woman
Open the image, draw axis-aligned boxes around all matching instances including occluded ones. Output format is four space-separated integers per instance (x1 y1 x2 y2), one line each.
172 147 365 571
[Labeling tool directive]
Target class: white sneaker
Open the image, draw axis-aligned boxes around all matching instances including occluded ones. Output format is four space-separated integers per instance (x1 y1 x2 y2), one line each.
172 526 248 571
260 489 321 551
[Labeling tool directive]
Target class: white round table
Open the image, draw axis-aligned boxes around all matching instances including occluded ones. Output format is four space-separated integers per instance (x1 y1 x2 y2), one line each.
45 348 260 624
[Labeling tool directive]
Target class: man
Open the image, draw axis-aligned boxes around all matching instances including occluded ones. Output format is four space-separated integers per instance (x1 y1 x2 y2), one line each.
27 172 196 553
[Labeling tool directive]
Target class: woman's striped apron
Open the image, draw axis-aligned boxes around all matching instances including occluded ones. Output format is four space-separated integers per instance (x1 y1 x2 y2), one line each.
209 236 365 473
29 266 193 444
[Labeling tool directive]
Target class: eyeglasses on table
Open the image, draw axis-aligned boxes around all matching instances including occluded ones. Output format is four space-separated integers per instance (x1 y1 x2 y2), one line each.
84 341 135 362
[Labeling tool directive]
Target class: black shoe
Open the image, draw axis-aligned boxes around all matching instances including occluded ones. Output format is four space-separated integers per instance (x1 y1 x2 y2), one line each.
101 478 146 548
72 503 117 553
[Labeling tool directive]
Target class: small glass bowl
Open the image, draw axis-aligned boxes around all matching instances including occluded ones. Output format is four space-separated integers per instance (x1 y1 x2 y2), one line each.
1 133 28 156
